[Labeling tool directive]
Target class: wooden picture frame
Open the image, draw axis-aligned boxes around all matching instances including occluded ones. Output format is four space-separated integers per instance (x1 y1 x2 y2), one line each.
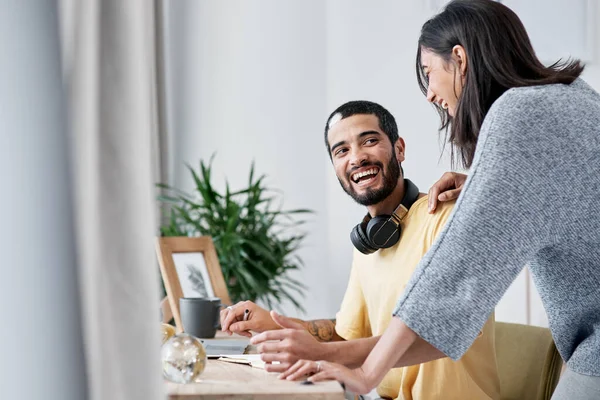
156 236 232 332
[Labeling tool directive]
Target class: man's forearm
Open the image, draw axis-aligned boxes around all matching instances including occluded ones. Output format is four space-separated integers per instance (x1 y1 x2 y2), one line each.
291 318 345 342
287 317 443 369
291 319 381 366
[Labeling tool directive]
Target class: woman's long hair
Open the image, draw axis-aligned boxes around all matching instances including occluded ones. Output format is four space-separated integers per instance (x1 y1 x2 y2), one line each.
416 0 584 168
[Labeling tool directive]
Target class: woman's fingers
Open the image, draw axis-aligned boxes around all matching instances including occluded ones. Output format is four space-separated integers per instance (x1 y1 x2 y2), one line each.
438 187 462 201
428 172 467 213
280 360 316 381
278 360 305 380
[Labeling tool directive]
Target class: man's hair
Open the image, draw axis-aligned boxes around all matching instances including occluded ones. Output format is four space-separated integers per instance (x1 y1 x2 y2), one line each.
416 0 584 168
324 100 399 159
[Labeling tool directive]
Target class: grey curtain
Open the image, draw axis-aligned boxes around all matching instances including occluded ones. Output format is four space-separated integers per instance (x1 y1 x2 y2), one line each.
61 0 165 399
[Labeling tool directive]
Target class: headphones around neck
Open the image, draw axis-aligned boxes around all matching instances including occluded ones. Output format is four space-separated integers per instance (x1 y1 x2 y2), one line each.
350 179 420 255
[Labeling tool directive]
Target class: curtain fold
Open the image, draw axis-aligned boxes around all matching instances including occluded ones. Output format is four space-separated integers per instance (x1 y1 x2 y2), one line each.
152 0 175 233
61 0 164 398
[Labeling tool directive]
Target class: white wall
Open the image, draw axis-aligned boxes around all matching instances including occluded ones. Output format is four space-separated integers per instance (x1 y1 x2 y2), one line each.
165 0 331 317
165 0 600 322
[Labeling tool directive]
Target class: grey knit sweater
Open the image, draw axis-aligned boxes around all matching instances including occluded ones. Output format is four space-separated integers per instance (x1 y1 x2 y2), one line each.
393 79 600 376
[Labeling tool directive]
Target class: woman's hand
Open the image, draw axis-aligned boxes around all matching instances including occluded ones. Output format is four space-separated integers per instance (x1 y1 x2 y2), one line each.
428 172 467 213
279 360 373 395
277 318 424 396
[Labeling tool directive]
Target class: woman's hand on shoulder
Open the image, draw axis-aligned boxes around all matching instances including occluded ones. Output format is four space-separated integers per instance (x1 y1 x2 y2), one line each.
428 172 467 213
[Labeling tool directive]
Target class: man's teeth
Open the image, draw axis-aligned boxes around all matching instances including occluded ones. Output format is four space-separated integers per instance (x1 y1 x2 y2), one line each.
352 168 378 182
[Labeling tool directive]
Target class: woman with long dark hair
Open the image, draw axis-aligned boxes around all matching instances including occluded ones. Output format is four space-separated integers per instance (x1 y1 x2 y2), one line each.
278 1 600 398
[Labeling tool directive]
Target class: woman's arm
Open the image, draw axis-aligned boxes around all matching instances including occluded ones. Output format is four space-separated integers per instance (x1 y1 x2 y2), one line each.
282 318 444 394
358 318 444 388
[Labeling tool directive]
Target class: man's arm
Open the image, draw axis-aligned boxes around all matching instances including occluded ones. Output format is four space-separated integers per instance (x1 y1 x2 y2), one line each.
295 318 345 342
252 311 367 373
220 301 345 342
256 326 439 374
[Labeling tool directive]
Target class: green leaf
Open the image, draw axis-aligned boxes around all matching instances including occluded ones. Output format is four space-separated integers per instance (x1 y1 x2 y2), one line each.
155 155 312 310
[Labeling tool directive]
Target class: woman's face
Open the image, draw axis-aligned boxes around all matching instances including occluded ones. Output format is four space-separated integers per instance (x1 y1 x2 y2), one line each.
420 47 466 117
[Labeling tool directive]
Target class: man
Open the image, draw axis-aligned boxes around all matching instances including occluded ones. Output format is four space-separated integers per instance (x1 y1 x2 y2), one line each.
221 101 499 400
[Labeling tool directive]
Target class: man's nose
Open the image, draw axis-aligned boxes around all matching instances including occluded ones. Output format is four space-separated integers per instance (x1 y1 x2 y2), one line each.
349 149 368 167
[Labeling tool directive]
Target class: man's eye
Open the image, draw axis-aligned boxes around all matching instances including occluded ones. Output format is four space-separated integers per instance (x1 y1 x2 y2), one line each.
365 138 378 145
335 148 348 156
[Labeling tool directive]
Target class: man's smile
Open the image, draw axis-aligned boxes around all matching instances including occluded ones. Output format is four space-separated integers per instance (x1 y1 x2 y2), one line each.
350 166 381 188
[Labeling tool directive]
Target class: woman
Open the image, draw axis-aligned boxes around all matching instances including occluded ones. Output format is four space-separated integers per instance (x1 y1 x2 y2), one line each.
279 1 600 398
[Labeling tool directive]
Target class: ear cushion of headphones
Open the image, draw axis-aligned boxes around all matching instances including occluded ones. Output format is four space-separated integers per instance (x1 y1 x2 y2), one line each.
350 223 377 255
365 215 401 249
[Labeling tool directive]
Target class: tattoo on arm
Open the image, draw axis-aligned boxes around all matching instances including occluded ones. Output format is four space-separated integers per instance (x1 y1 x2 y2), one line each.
304 319 344 342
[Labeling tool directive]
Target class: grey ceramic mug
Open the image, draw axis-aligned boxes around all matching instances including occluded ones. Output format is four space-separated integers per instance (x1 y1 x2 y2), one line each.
179 297 222 338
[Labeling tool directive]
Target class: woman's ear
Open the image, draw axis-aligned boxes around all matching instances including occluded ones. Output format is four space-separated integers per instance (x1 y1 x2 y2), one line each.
452 45 468 77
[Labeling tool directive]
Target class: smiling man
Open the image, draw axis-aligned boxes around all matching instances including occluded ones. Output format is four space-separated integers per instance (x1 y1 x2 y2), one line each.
221 101 500 400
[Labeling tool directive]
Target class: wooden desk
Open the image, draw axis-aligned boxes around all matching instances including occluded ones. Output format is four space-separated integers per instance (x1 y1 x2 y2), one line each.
165 358 345 399
165 332 345 399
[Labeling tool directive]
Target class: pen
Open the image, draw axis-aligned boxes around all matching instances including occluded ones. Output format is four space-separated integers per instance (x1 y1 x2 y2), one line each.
243 309 249 322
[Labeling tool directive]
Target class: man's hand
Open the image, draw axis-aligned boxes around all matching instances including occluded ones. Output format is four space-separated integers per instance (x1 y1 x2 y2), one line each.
428 172 467 213
220 301 279 337
250 311 326 373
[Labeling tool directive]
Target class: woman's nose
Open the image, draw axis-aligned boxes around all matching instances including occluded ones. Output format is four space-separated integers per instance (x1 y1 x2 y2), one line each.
426 87 436 103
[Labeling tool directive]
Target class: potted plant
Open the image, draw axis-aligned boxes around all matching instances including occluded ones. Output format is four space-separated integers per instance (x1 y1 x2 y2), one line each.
157 156 312 312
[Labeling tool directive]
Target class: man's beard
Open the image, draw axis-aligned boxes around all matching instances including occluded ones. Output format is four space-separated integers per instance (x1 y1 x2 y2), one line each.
339 153 401 206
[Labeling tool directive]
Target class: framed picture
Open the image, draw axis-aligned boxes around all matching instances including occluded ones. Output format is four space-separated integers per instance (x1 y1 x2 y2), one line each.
156 236 232 331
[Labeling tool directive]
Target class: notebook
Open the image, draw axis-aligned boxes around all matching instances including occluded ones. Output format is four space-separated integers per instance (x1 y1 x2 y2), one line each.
200 338 249 358
217 354 267 369
217 354 280 370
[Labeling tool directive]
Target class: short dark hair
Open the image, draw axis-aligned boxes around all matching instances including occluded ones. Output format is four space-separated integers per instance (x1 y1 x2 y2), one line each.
416 0 584 168
324 100 399 159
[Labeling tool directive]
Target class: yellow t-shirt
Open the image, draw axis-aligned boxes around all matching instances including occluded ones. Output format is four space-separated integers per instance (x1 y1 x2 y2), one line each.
335 196 500 400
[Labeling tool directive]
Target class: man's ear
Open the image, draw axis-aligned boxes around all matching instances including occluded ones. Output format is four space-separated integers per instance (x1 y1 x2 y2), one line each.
395 137 406 163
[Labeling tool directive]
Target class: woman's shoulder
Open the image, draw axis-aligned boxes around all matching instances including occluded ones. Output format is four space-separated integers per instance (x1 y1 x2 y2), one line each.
491 79 598 115
483 79 600 136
